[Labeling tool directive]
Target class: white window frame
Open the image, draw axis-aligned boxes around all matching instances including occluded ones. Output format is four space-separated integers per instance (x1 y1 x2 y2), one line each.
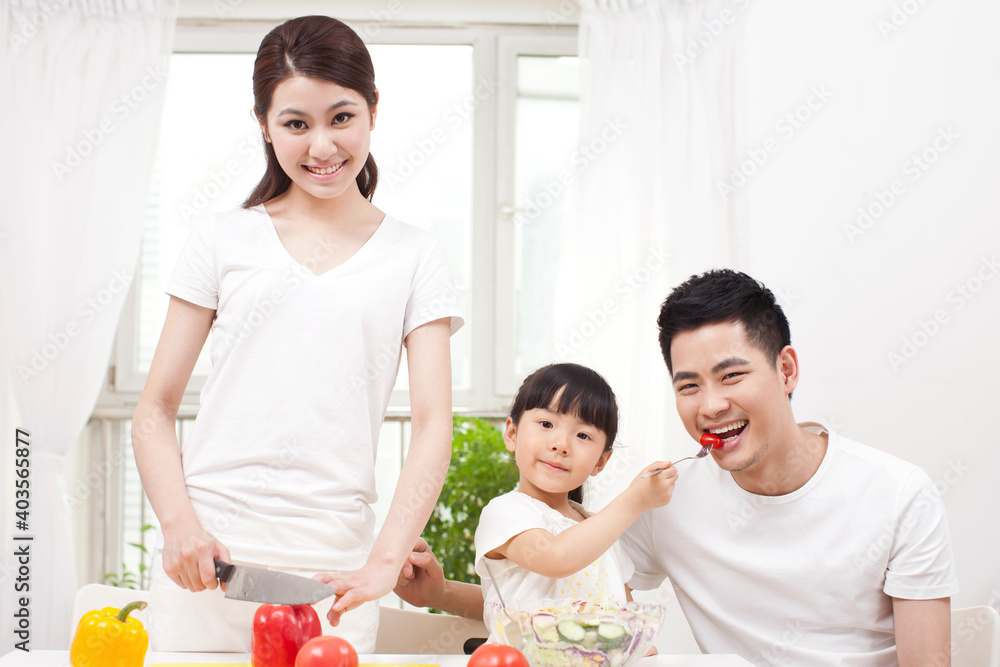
493 33 579 396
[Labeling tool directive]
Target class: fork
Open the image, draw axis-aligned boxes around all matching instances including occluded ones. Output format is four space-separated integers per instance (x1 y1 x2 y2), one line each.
641 442 713 478
483 558 518 627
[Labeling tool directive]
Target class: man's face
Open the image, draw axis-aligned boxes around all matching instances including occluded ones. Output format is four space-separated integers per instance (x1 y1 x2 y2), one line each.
669 320 797 474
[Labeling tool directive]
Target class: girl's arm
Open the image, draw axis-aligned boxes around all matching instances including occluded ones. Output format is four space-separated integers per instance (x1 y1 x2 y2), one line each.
495 462 677 579
132 296 231 591
322 318 453 623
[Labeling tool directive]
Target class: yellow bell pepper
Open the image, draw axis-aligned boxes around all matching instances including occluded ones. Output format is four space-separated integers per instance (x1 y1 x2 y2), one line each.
70 600 148 667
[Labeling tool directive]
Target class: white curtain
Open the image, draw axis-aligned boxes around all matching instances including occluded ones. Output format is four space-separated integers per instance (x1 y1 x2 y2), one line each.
0 0 178 649
559 0 745 501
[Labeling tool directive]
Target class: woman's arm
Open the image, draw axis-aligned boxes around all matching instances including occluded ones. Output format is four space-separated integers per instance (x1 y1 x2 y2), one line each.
322 318 453 623
497 461 677 579
132 296 229 591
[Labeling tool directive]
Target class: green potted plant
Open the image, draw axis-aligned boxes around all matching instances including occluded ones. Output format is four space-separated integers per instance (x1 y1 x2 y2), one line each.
423 417 518 585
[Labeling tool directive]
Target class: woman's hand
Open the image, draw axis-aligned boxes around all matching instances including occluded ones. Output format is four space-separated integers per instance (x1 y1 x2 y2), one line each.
161 518 231 592
315 560 400 626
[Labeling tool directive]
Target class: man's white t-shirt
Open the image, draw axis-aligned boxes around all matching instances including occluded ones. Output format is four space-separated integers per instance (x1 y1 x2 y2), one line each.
162 205 463 570
621 424 958 666
475 491 634 634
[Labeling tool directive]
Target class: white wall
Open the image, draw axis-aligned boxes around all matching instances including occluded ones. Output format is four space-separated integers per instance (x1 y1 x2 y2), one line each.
734 0 1000 610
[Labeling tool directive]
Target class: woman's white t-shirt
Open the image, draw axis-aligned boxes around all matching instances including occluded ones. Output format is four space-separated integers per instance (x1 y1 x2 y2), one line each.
162 205 463 570
475 491 635 616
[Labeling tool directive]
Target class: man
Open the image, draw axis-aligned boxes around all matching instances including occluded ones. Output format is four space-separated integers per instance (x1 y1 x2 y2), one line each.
396 270 957 665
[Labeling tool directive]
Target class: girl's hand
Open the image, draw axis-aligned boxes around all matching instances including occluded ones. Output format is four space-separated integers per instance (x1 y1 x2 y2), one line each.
630 461 678 511
161 519 231 592
316 560 400 626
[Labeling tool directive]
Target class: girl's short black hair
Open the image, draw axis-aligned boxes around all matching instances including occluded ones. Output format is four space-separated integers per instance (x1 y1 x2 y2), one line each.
508 363 619 505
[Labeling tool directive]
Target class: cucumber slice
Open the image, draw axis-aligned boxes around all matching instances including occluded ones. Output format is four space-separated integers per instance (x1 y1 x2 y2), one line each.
597 622 627 640
556 620 587 643
597 622 629 646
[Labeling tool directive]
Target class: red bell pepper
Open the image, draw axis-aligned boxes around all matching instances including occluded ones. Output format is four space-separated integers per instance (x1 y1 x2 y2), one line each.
251 604 321 667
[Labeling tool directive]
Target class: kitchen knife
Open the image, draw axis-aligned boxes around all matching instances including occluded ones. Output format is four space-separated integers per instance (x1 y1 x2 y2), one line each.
213 558 336 605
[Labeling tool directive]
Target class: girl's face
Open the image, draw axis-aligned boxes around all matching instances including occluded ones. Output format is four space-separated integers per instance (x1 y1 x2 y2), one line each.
259 75 376 201
504 400 612 506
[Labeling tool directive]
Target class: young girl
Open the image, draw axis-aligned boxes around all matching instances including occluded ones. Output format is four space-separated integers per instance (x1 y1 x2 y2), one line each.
475 363 677 612
133 16 462 652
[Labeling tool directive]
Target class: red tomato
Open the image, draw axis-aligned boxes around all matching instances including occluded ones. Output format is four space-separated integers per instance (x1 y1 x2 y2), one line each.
467 643 530 667
700 432 723 450
294 636 358 667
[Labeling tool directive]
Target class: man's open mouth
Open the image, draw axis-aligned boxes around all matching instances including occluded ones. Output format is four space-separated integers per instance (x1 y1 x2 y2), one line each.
707 419 747 444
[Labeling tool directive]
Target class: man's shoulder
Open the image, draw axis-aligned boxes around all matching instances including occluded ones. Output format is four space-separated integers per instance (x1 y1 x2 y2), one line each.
829 432 923 476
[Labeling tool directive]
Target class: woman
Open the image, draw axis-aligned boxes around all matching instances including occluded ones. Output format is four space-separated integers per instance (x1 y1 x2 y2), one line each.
133 15 462 652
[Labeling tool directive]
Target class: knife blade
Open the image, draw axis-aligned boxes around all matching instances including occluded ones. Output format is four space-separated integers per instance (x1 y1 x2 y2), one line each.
214 558 336 605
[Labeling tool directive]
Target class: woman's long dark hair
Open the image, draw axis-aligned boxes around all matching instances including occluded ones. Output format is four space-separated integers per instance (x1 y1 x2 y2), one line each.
509 363 619 505
243 16 379 208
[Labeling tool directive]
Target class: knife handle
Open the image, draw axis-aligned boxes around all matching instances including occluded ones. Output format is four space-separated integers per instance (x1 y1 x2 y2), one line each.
214 557 234 582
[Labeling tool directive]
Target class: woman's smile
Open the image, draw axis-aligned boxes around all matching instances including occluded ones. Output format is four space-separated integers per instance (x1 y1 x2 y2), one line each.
303 160 347 178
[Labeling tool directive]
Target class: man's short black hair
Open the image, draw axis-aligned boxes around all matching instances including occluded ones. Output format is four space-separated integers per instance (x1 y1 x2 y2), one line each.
657 269 791 374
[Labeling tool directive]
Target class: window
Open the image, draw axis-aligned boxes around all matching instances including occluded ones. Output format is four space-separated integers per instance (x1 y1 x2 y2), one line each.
91 21 578 586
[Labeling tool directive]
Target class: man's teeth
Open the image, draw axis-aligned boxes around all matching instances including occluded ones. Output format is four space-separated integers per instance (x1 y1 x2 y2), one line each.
710 420 747 443
306 163 343 175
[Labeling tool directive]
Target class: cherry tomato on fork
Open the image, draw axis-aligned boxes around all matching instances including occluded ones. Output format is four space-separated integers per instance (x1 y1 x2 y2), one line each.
467 643 530 667
700 432 723 450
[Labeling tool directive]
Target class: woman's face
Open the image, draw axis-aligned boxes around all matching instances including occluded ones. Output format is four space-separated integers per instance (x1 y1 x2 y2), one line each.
259 75 376 201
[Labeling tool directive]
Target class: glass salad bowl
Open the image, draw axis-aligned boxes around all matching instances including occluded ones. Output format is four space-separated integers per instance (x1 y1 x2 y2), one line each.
484 598 664 667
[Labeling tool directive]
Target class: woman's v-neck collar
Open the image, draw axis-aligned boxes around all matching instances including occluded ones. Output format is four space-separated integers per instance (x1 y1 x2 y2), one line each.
255 203 389 278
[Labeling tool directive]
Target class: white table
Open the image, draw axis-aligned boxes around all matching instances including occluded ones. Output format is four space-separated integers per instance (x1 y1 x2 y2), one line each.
0 650 753 665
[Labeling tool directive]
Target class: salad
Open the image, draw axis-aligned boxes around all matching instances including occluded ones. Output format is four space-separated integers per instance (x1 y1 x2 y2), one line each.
487 599 662 667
